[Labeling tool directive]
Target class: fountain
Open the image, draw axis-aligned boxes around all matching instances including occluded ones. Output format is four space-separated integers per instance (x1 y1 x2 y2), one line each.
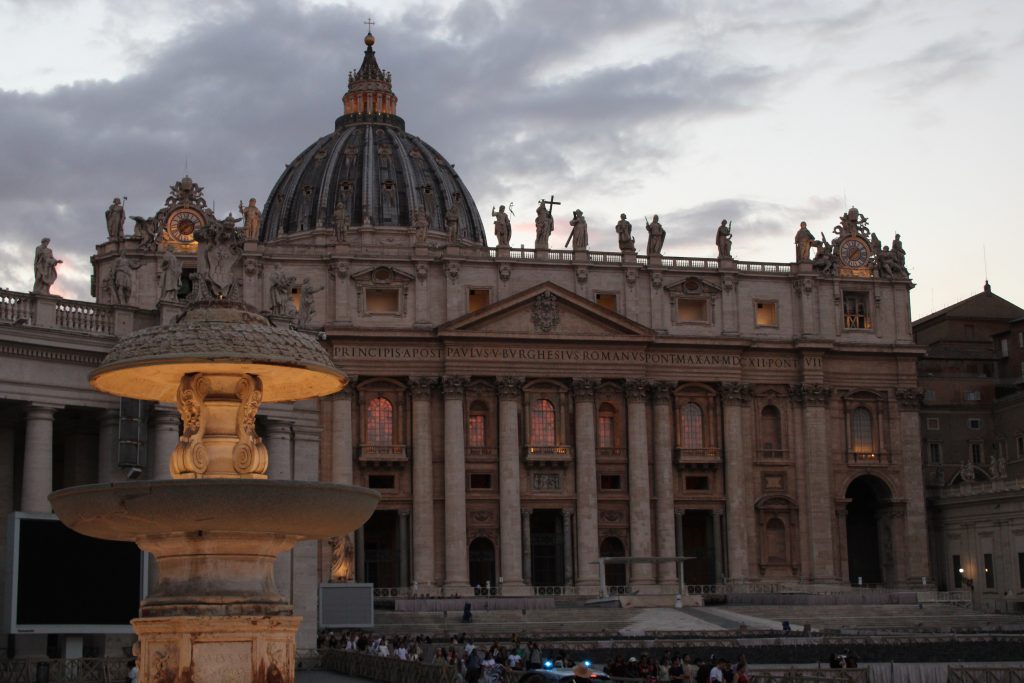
48 217 379 682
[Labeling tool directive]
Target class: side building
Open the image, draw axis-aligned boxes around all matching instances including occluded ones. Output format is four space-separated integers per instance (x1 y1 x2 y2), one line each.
916 283 1024 611
1 33 931 656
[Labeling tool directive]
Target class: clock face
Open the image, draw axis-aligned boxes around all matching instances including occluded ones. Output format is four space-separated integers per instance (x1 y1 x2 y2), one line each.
840 238 870 268
166 208 204 244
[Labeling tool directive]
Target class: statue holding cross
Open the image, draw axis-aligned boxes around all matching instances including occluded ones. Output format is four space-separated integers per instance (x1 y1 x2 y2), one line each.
535 195 558 250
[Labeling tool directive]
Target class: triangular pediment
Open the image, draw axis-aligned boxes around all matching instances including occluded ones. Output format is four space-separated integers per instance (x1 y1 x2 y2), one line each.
439 282 654 341
664 276 721 295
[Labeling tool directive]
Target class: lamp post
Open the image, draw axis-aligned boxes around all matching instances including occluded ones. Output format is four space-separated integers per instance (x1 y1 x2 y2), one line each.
959 567 976 610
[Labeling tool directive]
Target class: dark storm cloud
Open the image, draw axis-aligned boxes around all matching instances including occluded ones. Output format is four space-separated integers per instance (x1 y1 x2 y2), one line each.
0 0 786 296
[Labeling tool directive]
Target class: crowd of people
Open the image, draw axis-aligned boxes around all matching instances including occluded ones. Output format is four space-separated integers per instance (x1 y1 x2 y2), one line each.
318 630 780 682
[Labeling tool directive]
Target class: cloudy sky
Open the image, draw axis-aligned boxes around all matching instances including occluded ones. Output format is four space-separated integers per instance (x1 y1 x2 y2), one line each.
1 0 1022 317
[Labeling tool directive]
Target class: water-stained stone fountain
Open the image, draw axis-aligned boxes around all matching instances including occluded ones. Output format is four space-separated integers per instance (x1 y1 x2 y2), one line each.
48 216 378 683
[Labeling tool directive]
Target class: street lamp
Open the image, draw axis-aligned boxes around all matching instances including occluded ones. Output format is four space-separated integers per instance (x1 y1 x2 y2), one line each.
958 567 974 588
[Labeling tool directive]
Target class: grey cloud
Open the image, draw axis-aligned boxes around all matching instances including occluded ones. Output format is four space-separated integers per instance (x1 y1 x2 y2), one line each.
0 0 787 298
852 34 993 98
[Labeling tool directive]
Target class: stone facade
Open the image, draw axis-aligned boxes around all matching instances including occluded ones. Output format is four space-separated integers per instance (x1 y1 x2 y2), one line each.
0 33 937 657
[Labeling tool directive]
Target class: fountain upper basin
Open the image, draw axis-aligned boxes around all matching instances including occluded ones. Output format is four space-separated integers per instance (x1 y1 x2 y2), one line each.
49 479 380 542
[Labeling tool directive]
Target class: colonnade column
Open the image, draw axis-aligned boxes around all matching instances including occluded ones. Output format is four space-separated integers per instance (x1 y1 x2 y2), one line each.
266 419 294 600
21 404 58 513
652 382 677 585
713 511 725 583
442 376 470 590
562 509 574 585
624 379 653 584
797 383 837 582
151 406 180 480
897 389 929 581
409 377 436 591
331 385 355 486
292 425 321 650
96 409 119 483
571 378 599 587
496 377 525 590
398 511 410 588
722 383 751 581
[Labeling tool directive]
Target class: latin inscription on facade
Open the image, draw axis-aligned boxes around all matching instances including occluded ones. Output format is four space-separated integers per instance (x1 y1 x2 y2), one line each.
334 345 822 369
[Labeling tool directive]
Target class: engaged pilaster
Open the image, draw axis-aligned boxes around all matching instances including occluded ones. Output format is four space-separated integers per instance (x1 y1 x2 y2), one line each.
721 382 751 581
442 375 470 590
409 377 436 591
571 378 599 586
497 376 525 590
793 382 837 582
652 382 677 585
624 379 653 584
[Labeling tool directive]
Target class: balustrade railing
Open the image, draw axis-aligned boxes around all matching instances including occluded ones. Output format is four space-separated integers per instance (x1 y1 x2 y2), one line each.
675 447 720 465
737 261 792 274
0 289 31 325
55 300 113 334
483 248 790 274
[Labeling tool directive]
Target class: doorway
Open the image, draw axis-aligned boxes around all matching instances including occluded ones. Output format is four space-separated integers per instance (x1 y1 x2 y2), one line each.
845 476 892 585
530 509 565 586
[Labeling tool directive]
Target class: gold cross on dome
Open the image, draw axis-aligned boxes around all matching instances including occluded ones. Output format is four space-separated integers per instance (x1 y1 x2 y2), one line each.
365 17 375 32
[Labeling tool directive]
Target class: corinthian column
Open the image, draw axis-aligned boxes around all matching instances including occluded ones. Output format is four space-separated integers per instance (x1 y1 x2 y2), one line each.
651 382 677 585
331 384 355 486
442 376 470 590
497 376 525 590
896 388 929 581
722 382 751 581
572 378 599 587
409 377 436 591
21 404 58 513
624 379 653 584
795 383 836 582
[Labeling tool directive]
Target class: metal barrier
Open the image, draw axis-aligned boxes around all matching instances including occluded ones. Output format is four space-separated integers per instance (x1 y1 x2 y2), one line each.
751 671 869 683
0 657 133 683
949 668 1024 683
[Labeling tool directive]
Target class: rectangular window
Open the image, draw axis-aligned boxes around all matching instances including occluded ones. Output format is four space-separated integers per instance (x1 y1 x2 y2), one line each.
968 418 982 429
928 443 942 464
755 301 778 327
599 474 622 490
953 555 963 588
926 417 940 430
964 391 981 402
685 475 710 491
595 292 617 311
367 474 395 489
984 553 995 589
1019 331 1024 348
1017 435 1024 457
467 288 490 313
843 292 871 329
1018 552 1024 588
971 443 982 464
676 298 709 323
366 288 400 313
467 415 486 448
924 390 936 403
1001 338 1009 357
469 473 492 490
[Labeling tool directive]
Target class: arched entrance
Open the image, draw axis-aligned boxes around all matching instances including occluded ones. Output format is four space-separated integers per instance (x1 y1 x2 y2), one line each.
468 537 496 590
600 537 627 587
845 476 893 585
363 510 400 587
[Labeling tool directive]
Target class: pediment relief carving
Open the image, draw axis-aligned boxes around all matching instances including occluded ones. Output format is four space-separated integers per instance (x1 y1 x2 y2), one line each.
663 276 722 296
351 265 415 285
440 282 653 339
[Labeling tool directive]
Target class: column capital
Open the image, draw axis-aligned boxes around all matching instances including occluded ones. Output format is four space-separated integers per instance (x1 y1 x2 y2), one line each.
895 387 924 409
720 382 752 404
788 383 830 405
441 375 469 398
26 404 60 419
624 378 649 403
409 376 437 400
496 376 525 399
265 418 294 437
293 425 321 442
152 405 180 425
571 377 597 401
651 381 675 405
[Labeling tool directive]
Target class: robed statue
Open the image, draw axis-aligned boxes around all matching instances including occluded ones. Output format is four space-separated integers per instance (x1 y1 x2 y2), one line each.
715 219 732 259
646 215 665 256
535 202 554 250
33 238 62 294
566 209 588 251
615 214 635 252
794 221 814 262
105 198 125 241
239 198 261 240
492 205 512 247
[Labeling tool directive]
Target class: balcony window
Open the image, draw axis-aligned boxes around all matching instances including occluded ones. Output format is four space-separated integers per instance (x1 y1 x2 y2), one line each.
760 405 782 455
843 292 870 329
680 403 704 449
531 399 556 447
367 398 394 446
597 403 617 449
851 407 873 455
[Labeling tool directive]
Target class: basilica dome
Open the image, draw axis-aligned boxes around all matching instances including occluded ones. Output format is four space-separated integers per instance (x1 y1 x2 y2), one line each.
260 32 487 244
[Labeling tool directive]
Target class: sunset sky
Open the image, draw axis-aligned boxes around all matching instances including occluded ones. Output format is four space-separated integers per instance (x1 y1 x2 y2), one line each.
1 0 1021 318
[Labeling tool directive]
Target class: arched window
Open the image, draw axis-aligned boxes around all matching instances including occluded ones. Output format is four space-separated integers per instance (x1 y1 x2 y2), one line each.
851 407 873 454
531 399 556 446
467 400 488 448
760 405 782 452
679 403 704 449
597 402 617 449
367 397 394 446
765 518 787 563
